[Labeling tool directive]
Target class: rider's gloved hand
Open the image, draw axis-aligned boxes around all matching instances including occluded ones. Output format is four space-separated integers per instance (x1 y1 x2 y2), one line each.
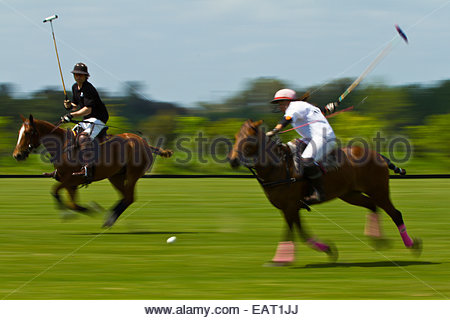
266 128 279 137
324 102 338 114
61 113 73 123
64 100 72 111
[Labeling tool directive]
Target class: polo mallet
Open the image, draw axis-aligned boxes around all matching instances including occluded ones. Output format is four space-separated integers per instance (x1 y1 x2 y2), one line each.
337 25 408 105
43 15 68 100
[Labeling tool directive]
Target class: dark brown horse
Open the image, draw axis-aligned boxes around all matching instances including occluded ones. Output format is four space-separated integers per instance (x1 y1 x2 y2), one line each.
13 115 173 227
229 119 421 265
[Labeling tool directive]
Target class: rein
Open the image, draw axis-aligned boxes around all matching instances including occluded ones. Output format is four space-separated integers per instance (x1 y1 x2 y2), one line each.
245 143 311 211
245 132 299 188
49 120 64 134
247 166 297 188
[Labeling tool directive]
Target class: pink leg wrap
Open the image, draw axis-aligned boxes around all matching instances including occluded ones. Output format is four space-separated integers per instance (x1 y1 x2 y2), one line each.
364 212 382 238
398 224 414 248
307 239 330 252
272 241 295 263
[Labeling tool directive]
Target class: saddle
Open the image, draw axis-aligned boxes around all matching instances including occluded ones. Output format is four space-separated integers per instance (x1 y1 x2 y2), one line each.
42 127 110 181
72 126 109 145
68 127 113 149
287 139 343 174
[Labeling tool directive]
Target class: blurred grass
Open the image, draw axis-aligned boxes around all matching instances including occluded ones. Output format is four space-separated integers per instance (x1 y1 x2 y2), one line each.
0 178 449 299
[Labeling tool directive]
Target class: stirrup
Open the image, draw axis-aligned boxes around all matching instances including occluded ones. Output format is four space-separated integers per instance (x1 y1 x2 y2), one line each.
74 166 94 186
303 189 324 205
72 165 93 181
72 165 87 177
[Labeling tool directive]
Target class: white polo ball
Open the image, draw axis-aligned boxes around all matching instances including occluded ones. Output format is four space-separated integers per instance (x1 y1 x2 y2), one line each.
167 236 177 244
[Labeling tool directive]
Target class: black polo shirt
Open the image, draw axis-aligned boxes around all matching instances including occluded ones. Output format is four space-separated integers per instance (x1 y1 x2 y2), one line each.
72 81 109 123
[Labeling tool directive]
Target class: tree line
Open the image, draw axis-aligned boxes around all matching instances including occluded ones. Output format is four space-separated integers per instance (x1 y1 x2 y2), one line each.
1 77 449 174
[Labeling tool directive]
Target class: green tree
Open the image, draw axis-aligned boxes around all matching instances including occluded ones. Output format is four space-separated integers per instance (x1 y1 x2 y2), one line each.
406 113 450 169
357 85 413 133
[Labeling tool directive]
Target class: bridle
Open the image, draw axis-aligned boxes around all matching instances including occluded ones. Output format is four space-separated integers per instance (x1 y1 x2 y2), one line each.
21 126 40 156
239 124 299 188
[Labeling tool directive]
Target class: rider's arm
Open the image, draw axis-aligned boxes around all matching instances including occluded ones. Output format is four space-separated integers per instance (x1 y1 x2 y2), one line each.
64 85 78 110
278 116 292 127
70 106 92 118
64 100 76 110
266 116 292 136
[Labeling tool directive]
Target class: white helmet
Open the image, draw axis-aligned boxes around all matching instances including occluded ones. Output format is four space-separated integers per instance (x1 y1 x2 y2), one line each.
271 89 297 104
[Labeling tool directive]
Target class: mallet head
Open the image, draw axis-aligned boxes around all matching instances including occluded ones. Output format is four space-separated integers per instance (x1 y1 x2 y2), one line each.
43 15 58 23
395 24 408 44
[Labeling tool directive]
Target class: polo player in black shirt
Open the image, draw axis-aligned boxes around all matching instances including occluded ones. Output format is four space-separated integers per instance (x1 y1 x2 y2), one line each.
61 62 109 181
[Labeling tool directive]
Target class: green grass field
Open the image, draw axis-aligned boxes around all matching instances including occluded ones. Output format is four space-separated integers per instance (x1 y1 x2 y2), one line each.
0 178 448 299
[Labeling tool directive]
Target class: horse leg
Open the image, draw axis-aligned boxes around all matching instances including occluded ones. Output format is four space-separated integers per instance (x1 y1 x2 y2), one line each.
51 182 66 210
103 199 129 228
65 186 87 212
103 173 126 228
368 191 422 254
339 191 391 249
271 208 297 265
64 185 99 217
103 173 137 228
271 206 338 264
290 208 338 261
339 191 382 237
50 180 83 221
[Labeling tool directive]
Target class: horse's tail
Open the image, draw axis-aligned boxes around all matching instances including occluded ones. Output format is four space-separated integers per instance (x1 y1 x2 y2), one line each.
378 153 406 175
157 148 173 158
144 140 173 158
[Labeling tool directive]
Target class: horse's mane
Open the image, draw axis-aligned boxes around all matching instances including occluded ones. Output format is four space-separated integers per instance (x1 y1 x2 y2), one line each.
243 119 292 166
32 118 65 136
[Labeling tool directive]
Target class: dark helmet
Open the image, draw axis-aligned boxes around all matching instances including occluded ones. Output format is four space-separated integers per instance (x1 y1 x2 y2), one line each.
71 63 90 76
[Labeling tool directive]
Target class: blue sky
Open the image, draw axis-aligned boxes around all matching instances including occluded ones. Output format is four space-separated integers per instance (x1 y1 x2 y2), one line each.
1 0 449 107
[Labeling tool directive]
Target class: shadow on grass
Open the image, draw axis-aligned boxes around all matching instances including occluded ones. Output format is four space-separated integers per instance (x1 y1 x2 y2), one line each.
66 231 202 236
295 261 440 269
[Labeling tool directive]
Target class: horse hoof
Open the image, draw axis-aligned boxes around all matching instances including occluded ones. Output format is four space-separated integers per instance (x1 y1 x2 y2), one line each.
74 206 89 213
102 212 118 228
89 201 105 213
325 242 339 262
82 202 104 218
60 210 79 221
263 261 292 267
409 237 423 257
369 237 392 250
102 220 113 228
102 219 114 228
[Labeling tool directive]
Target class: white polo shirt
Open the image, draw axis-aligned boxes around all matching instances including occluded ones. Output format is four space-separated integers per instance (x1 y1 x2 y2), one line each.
284 101 336 141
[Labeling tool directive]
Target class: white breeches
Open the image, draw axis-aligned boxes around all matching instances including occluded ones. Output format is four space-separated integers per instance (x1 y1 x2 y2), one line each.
73 118 106 140
287 138 337 162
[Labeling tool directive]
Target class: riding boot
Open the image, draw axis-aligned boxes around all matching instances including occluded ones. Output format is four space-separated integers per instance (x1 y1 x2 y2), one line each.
293 153 302 178
72 133 94 182
304 174 325 204
303 159 325 204
291 140 305 179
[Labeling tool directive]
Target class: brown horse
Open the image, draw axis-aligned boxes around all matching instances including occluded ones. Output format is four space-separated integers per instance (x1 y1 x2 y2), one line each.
13 115 173 227
229 119 421 265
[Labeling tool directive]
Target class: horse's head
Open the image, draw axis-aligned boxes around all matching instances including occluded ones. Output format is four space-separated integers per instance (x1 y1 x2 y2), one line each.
13 115 41 161
228 119 264 168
